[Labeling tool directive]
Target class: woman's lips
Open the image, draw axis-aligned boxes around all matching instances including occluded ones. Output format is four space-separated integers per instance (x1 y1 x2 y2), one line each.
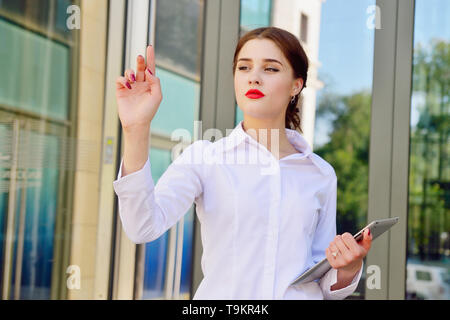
245 89 265 99
246 93 264 99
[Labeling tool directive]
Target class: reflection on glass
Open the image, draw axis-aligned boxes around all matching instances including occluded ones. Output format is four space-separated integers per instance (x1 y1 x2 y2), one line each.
235 0 272 126
152 0 203 137
313 0 375 299
0 0 76 300
179 207 194 298
150 67 200 138
0 17 70 121
240 0 271 34
0 119 65 300
0 0 74 41
10 130 60 299
141 148 171 299
154 0 204 78
406 0 449 301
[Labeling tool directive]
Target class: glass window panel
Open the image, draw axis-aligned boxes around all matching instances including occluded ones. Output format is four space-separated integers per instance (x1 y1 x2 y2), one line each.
142 148 172 299
240 0 272 33
0 18 70 121
150 67 200 138
406 0 449 301
235 0 272 126
142 233 169 299
12 132 59 299
416 271 432 282
0 123 61 299
154 0 204 78
0 122 12 292
314 0 375 300
179 207 194 298
0 0 74 42
0 0 77 300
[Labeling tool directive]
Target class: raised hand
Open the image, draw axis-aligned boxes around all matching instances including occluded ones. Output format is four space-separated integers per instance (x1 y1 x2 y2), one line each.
115 45 162 130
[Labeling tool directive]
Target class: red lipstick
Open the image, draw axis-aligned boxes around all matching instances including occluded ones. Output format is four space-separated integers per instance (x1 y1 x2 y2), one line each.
245 89 265 99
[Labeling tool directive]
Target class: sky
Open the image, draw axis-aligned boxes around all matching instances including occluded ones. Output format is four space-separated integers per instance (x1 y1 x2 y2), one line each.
314 0 449 146
314 0 375 147
318 0 375 96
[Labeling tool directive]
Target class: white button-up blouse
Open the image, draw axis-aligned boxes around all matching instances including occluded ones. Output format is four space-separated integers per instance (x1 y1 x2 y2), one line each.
112 120 363 300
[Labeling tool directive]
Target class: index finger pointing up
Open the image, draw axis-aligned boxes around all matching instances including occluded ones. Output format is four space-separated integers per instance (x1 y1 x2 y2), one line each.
146 45 155 76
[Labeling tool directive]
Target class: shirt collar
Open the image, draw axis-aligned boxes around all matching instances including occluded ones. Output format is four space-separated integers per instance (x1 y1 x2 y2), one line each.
210 121 333 176
221 120 313 158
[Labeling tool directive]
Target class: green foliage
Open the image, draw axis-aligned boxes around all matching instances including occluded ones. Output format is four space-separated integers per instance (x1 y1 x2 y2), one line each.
315 90 372 235
313 39 449 260
409 39 449 261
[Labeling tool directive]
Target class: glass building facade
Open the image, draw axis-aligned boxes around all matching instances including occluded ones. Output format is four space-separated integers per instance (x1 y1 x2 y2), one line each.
0 0 79 299
406 0 449 300
0 0 447 300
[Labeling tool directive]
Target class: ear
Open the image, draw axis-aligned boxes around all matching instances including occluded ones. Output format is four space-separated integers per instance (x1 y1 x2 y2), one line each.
292 78 304 96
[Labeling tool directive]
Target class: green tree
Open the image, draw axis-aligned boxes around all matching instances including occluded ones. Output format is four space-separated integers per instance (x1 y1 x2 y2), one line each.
410 39 449 261
314 90 372 235
314 40 449 260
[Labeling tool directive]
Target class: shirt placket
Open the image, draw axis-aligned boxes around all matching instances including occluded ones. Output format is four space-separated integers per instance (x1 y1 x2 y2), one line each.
261 159 281 299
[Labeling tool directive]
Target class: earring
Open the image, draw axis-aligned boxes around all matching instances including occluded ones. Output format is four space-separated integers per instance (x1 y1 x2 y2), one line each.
290 96 296 104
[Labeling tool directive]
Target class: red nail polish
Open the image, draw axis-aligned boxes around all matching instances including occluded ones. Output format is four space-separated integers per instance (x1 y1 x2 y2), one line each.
147 68 153 76
131 74 136 82
126 82 132 89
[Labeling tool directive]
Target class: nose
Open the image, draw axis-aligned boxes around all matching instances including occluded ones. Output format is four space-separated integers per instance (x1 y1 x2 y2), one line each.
248 77 261 85
248 70 262 85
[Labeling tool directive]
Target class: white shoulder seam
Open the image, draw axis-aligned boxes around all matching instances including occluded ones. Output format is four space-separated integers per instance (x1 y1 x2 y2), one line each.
309 153 336 177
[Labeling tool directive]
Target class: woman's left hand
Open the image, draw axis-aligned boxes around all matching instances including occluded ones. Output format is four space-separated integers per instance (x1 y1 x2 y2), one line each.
325 228 372 275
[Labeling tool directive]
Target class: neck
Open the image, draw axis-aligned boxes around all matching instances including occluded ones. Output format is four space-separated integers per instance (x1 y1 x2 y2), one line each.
242 116 292 154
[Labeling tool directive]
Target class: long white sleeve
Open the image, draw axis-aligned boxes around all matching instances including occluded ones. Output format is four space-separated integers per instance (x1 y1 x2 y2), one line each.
310 174 364 299
112 140 206 244
320 260 364 300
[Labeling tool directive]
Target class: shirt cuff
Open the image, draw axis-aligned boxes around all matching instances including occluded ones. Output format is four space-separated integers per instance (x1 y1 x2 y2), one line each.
320 261 364 300
112 156 154 196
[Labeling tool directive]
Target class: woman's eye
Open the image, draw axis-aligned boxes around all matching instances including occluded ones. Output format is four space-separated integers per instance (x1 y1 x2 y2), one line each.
237 66 278 72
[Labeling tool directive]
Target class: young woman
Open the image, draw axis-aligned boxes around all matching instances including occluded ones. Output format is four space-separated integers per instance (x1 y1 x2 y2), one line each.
113 27 372 300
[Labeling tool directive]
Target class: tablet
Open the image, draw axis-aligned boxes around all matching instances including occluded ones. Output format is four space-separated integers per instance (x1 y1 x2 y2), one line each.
290 217 399 286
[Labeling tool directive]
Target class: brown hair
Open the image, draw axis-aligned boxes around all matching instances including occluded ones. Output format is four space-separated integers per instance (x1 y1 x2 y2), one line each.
232 27 309 133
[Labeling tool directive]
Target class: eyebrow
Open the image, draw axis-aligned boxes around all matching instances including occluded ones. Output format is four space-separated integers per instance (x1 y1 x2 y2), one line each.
237 58 283 66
